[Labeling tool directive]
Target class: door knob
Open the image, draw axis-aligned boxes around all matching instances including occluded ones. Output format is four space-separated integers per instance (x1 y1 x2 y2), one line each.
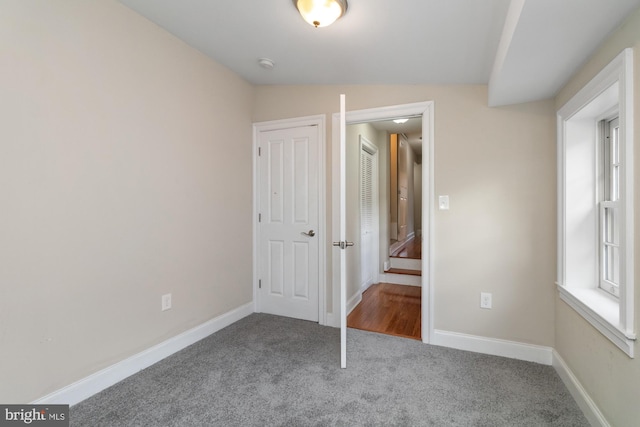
302 230 315 237
332 241 354 249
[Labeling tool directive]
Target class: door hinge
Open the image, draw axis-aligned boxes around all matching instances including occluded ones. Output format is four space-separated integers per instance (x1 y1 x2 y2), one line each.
259 279 262 289
258 147 261 156
258 213 261 222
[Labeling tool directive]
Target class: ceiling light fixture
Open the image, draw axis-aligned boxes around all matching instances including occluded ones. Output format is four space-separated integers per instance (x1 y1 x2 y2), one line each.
393 118 409 124
293 0 348 28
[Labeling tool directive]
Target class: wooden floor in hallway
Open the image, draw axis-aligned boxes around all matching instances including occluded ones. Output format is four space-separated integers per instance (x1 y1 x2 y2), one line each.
391 237 421 259
347 283 421 340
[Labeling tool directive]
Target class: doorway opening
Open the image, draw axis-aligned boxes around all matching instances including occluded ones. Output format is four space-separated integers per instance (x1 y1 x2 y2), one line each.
346 119 423 340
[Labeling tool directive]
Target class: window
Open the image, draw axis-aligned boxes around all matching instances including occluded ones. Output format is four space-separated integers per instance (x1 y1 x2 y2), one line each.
599 116 620 297
557 49 635 357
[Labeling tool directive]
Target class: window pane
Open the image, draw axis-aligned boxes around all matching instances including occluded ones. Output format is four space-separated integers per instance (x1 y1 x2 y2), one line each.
612 126 619 164
604 245 620 285
612 165 619 201
604 206 619 245
606 117 620 202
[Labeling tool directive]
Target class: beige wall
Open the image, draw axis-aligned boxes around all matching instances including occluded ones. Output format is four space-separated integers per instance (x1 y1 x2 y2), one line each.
345 123 388 300
554 7 640 427
254 85 557 347
0 1 254 403
414 162 423 235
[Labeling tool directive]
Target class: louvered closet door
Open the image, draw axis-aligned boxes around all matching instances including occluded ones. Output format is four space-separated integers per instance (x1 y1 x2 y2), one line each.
360 137 377 289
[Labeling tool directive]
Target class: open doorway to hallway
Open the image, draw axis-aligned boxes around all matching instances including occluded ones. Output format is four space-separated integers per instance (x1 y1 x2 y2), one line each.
344 117 423 341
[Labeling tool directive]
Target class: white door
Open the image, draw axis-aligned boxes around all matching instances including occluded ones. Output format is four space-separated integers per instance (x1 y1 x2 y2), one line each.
360 136 378 290
338 94 348 368
258 125 319 322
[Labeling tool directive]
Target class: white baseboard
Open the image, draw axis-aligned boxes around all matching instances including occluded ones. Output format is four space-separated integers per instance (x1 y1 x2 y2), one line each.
378 272 421 286
431 329 553 365
347 291 362 315
389 257 421 271
360 280 374 294
552 350 609 427
32 302 254 406
324 292 362 328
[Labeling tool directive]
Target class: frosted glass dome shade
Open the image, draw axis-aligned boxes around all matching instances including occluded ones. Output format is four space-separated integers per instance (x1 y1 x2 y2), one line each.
293 0 348 28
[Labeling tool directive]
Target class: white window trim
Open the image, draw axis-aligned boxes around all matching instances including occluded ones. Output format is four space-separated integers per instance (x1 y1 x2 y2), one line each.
557 48 635 357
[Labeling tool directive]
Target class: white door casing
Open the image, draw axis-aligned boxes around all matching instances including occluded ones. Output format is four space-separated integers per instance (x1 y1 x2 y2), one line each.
332 101 434 344
254 116 325 323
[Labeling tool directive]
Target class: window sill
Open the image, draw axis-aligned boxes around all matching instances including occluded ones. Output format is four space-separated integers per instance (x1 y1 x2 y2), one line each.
557 284 635 357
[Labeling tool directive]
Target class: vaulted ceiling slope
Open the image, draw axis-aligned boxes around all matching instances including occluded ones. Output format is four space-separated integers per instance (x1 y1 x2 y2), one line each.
119 0 640 106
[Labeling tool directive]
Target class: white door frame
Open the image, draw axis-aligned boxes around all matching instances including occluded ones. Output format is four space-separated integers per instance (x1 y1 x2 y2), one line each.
252 115 327 325
332 101 435 343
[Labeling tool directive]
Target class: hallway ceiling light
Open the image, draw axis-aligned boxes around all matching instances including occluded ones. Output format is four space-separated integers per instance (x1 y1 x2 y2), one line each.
393 118 409 124
293 0 348 28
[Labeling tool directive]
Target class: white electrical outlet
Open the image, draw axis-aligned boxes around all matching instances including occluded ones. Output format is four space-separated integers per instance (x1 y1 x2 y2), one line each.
162 293 172 311
480 292 492 309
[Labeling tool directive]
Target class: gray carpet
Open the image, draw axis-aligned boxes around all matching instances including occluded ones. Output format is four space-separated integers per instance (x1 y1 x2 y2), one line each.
71 314 588 426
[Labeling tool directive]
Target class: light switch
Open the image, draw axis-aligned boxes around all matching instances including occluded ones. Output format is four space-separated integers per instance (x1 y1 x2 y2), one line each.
438 195 450 210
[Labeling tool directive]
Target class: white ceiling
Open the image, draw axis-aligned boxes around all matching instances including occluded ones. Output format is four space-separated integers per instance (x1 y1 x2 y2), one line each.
369 117 423 155
119 0 640 106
